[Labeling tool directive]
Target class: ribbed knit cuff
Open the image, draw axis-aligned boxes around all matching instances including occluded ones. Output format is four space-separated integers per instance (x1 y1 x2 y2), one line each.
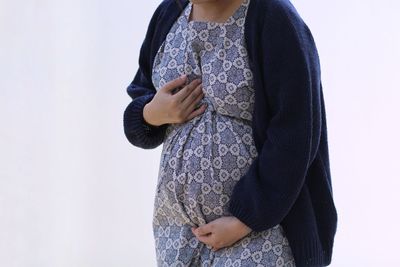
287 232 333 267
229 194 334 267
123 94 168 149
228 196 269 232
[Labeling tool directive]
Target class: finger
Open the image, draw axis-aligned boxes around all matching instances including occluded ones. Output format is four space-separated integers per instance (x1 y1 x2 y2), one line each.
195 223 214 236
162 75 187 92
196 232 213 245
175 78 201 102
191 227 203 238
181 83 204 110
212 247 220 252
178 78 201 102
185 103 207 122
182 87 205 119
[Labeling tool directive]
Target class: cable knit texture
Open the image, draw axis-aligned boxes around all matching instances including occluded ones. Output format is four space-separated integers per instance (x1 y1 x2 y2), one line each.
122 0 338 266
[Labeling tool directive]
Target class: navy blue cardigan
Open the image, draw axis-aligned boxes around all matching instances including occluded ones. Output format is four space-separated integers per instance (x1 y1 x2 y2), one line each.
123 0 338 266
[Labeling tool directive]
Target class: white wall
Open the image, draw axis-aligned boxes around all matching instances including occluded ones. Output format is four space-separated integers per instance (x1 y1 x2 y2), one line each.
0 0 399 266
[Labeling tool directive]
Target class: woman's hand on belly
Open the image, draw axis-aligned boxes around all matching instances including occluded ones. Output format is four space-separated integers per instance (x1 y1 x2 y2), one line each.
191 216 252 251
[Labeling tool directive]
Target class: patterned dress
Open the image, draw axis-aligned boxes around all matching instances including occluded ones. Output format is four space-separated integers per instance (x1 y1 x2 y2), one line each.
151 0 296 266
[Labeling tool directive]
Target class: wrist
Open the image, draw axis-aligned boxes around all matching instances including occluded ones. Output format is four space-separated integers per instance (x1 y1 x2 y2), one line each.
233 216 252 234
143 102 161 127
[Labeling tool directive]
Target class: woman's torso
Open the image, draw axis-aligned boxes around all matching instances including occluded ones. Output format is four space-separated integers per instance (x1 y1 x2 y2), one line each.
151 0 258 226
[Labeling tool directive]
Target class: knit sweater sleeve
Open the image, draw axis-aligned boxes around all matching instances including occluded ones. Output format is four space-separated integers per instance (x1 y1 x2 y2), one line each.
123 1 169 149
228 0 322 232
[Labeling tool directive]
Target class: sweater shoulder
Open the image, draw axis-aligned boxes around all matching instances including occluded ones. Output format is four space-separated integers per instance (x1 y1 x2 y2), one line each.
141 0 183 43
259 0 308 32
258 0 317 54
146 0 178 24
146 0 188 29
153 0 184 16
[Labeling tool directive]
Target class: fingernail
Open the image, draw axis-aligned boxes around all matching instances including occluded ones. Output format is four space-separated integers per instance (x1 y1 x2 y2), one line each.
181 74 187 80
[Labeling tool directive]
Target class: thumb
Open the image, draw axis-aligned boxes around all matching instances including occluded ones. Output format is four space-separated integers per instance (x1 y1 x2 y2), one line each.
162 74 187 92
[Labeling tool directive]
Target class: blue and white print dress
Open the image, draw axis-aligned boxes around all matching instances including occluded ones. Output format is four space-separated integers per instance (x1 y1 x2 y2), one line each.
151 0 296 266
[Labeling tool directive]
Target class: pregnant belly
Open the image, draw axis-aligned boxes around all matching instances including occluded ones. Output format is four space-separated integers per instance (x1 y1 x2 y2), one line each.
153 109 258 227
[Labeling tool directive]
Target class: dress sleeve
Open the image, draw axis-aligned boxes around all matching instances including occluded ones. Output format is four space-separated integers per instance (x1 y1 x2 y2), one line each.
123 2 169 149
228 0 323 232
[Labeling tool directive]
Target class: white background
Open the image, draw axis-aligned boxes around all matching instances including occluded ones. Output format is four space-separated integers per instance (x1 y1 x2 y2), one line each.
1 0 399 266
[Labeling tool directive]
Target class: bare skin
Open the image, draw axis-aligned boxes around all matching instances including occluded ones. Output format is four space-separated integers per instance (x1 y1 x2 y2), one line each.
143 75 206 126
191 216 252 252
189 0 245 23
144 0 252 252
